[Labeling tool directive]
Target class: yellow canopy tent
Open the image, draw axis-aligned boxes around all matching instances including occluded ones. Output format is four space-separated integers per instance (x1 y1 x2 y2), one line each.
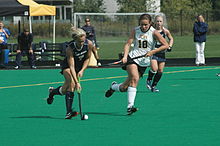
17 0 55 16
17 0 56 43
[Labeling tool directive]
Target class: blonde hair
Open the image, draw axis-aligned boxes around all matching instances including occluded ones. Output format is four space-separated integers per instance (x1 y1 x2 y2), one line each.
71 26 86 39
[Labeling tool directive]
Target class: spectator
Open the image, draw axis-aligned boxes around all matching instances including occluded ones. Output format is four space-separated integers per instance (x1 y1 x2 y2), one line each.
193 14 208 66
81 18 101 66
0 21 10 68
14 28 36 69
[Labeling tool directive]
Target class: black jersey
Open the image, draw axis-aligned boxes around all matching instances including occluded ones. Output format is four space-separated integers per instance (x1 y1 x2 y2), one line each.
153 30 166 61
155 30 166 49
61 39 89 73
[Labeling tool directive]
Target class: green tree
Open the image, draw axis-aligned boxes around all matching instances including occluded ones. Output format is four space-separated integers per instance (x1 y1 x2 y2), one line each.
73 0 105 13
161 0 212 15
211 0 220 20
116 0 146 12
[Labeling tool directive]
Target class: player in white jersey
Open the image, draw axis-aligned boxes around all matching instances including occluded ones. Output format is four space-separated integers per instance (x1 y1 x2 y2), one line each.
105 14 169 115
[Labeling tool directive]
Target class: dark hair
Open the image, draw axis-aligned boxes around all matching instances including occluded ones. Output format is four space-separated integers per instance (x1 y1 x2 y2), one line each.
24 28 29 32
139 14 152 24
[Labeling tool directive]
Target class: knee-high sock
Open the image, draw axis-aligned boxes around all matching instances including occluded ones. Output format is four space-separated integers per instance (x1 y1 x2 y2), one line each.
65 91 74 113
152 72 163 87
111 83 122 92
127 86 137 108
51 86 62 96
49 86 62 99
147 70 156 81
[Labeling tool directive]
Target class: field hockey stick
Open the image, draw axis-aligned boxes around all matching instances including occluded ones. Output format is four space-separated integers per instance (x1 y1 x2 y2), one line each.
77 77 88 120
100 54 147 67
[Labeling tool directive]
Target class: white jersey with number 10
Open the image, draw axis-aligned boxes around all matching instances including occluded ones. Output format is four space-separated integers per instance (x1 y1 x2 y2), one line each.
129 26 156 67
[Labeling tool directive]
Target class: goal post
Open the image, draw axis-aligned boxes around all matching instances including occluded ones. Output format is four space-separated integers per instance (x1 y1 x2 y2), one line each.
74 12 167 60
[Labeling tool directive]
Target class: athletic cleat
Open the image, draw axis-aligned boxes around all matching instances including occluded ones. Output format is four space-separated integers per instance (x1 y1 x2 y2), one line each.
65 111 79 119
47 87 54 104
14 66 20 69
105 81 117 98
127 106 138 115
31 65 37 69
146 80 152 90
151 86 159 92
217 73 220 77
97 62 102 66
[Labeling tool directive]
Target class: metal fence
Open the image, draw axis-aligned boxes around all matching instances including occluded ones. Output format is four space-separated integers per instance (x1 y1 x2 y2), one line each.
164 10 220 36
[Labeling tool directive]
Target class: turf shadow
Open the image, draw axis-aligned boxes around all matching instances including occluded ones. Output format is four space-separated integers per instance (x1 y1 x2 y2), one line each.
85 112 128 117
9 116 64 120
174 77 216 80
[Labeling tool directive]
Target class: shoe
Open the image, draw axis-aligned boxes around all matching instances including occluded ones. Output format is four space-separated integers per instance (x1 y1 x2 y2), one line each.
47 87 54 104
127 106 138 115
105 81 117 98
146 80 152 90
97 62 101 66
217 73 220 77
14 66 19 69
31 65 37 69
151 86 159 92
65 111 79 119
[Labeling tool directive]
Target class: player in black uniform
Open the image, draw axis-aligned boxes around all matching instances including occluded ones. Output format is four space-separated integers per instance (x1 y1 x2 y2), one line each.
81 18 101 66
46 27 93 119
146 15 174 92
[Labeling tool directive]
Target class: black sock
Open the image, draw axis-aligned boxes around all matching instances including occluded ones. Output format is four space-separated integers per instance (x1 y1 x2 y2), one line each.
51 86 62 96
152 72 163 87
147 70 156 81
65 91 74 113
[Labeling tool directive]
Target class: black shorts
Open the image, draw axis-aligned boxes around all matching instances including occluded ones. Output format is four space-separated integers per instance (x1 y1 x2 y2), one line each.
60 58 81 74
122 56 147 77
152 53 166 62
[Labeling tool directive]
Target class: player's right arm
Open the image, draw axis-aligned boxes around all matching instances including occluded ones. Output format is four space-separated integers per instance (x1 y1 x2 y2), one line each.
122 29 135 64
66 47 81 90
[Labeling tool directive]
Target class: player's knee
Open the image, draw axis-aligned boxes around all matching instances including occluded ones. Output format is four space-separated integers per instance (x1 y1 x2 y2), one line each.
157 69 163 73
130 77 139 85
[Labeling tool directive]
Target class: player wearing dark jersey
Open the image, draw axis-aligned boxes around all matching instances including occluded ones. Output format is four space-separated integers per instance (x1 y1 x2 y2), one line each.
146 15 174 92
46 27 93 119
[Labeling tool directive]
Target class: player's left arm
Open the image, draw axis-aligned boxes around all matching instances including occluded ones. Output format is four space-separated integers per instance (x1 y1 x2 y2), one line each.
78 40 93 77
66 47 80 86
164 28 174 51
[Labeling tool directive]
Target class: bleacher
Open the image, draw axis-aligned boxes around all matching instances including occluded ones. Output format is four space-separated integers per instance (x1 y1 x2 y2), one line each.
5 42 68 68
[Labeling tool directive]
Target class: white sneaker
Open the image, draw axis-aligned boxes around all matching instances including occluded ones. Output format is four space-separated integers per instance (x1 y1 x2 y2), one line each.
31 66 37 69
151 86 159 92
97 62 101 66
14 66 19 69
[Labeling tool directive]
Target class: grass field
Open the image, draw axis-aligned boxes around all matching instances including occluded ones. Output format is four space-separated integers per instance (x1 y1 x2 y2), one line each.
8 34 220 60
1 66 220 146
